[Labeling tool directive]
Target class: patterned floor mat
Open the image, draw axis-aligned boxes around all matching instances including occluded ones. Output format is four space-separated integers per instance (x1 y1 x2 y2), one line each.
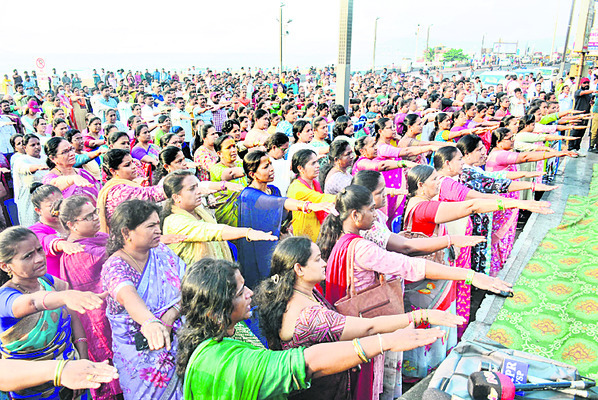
487 165 598 380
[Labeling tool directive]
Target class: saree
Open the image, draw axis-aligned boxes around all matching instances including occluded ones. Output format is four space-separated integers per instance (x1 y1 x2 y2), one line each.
281 291 354 400
437 176 473 338
102 244 185 400
459 167 511 275
60 233 122 400
183 338 309 400
210 161 247 227
401 202 458 380
325 233 381 400
98 178 141 233
237 186 287 289
486 151 520 277
375 144 407 232
163 205 233 266
0 276 75 400
42 168 100 205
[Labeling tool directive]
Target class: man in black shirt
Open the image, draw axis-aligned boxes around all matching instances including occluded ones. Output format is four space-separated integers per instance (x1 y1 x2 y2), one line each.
571 77 597 152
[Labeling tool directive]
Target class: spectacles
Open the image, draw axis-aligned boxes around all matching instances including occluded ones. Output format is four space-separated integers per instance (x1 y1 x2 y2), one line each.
58 147 75 155
76 208 99 222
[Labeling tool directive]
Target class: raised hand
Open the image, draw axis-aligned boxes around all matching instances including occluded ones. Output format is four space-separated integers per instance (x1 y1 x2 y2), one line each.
309 202 336 214
60 359 119 390
72 175 93 188
426 310 467 328
449 235 486 248
63 290 107 313
387 327 444 352
471 273 513 295
160 234 187 244
247 229 278 242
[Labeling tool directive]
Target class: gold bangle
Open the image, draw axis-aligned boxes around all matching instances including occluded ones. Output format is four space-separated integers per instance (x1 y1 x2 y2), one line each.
352 338 369 363
496 198 505 211
54 359 68 387
245 228 253 242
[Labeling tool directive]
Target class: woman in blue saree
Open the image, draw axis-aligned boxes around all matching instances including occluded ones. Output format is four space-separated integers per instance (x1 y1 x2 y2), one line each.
238 151 334 289
0 227 106 400
101 200 185 400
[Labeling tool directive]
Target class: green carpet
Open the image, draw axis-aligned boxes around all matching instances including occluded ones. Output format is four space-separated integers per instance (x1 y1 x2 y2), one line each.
487 165 598 380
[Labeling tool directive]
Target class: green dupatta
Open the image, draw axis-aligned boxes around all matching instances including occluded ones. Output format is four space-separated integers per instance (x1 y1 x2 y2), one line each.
183 338 309 400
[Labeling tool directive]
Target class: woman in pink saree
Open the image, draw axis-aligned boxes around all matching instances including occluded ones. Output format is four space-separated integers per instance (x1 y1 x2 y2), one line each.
485 128 570 276
372 118 437 231
59 196 122 400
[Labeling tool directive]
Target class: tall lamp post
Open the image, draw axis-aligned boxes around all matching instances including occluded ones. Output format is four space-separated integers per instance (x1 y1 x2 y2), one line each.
426 24 433 50
336 0 353 109
372 17 380 73
278 3 292 74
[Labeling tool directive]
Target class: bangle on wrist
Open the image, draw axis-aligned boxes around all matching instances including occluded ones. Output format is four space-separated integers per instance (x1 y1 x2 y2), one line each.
465 270 475 286
141 317 163 331
531 182 536 192
42 291 51 310
220 181 227 191
74 338 88 344
352 338 370 363
377 333 385 355
446 235 451 248
496 198 505 211
245 228 253 242
54 359 68 387
407 311 413 325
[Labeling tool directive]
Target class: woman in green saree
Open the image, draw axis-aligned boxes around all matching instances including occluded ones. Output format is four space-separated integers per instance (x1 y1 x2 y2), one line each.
176 258 445 400
209 134 247 226
0 226 108 400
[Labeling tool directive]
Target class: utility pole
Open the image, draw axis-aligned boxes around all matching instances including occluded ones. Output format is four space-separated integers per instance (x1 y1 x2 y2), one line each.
336 0 353 109
279 3 284 74
559 0 576 78
372 17 380 73
426 24 433 51
550 0 560 62
414 24 421 62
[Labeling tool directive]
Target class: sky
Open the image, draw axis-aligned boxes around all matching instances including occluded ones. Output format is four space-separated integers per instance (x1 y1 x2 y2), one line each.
0 0 583 77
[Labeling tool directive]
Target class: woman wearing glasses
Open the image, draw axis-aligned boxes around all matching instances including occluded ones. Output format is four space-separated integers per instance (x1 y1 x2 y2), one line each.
42 136 101 204
58 196 123 400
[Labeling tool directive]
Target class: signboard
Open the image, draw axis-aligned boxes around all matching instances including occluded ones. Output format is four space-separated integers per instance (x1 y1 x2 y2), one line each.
574 0 595 52
35 57 45 70
492 42 517 54
588 1 598 54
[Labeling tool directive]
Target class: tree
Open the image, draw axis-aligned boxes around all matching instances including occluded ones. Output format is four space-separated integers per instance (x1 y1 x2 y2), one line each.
424 48 436 62
443 48 469 62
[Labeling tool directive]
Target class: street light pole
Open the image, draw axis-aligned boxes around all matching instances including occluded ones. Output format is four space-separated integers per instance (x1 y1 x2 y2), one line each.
559 0 576 78
426 24 433 51
280 3 284 74
372 17 380 73
336 0 353 109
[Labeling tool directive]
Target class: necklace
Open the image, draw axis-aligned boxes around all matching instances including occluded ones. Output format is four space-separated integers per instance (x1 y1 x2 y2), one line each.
14 281 41 294
121 249 145 273
293 289 317 302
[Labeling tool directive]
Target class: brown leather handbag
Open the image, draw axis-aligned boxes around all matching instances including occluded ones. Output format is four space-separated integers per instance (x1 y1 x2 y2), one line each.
334 238 405 318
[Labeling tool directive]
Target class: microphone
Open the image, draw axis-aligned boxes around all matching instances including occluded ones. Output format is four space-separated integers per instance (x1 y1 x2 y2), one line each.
468 371 597 400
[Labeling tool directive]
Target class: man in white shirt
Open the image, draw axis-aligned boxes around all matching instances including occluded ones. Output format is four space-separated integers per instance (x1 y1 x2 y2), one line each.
509 88 526 117
141 94 158 125
170 97 194 143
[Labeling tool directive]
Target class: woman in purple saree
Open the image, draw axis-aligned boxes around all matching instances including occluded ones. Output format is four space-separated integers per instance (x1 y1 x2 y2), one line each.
101 200 185 400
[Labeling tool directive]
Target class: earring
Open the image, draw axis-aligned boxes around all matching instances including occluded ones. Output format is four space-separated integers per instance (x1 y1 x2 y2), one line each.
6 270 12 278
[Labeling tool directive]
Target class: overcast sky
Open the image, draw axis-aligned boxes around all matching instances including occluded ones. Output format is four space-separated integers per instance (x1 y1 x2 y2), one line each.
0 0 585 75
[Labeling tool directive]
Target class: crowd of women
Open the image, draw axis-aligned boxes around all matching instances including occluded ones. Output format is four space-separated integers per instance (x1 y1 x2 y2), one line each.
0 65 585 400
